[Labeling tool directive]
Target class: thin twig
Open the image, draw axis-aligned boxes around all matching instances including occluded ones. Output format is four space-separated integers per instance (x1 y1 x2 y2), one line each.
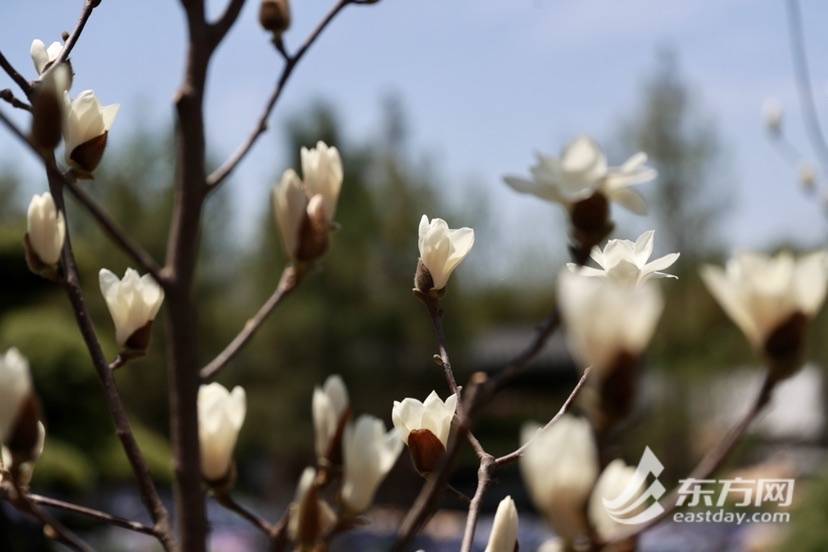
2 482 92 551
0 50 32 97
28 493 160 538
785 0 828 175
201 265 303 380
62 172 166 284
39 0 99 84
215 493 277 538
495 366 591 467
459 454 494 552
605 371 776 545
0 88 32 111
206 0 360 191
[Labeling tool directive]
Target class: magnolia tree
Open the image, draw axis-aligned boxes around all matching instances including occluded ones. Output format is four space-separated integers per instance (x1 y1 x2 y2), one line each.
1 1 827 552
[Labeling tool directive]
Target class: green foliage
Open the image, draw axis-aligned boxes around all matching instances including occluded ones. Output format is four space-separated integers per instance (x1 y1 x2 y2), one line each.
778 463 828 551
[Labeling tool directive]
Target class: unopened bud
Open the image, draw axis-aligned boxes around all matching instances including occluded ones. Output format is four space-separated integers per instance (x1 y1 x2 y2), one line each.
6 394 42 465
259 0 291 35
30 87 62 151
407 428 445 473
800 163 816 193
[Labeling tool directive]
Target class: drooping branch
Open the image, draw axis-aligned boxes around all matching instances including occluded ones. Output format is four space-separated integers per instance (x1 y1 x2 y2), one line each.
27 493 160 538
201 265 303 381
605 371 777 545
206 0 362 191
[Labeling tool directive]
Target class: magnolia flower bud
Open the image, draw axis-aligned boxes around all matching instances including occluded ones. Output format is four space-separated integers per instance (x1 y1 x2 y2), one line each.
341 415 402 514
762 98 783 135
99 268 165 353
520 415 598 542
198 383 246 485
25 193 65 277
392 391 457 473
588 459 646 542
312 375 350 463
800 163 817 193
30 39 63 75
484 496 519 552
30 65 70 151
259 0 291 35
2 422 45 488
63 90 119 178
288 467 337 547
415 215 475 293
0 349 34 446
301 141 343 224
701 251 828 379
567 230 679 286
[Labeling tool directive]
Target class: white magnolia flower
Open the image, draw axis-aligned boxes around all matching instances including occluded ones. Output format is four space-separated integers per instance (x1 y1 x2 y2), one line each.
26 193 65 266
312 374 349 460
484 496 519 552
588 459 643 541
63 90 119 175
288 467 337 544
567 230 679 285
762 98 783 134
392 391 457 448
198 383 246 482
0 349 33 445
341 415 403 513
558 271 663 376
99 268 165 348
520 415 598 541
503 136 656 215
416 215 475 291
301 141 343 223
701 251 828 349
30 39 63 74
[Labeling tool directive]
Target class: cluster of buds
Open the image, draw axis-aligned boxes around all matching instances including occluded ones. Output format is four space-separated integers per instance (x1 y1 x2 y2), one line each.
273 141 343 265
287 375 402 548
520 414 650 548
504 137 656 263
0 349 46 489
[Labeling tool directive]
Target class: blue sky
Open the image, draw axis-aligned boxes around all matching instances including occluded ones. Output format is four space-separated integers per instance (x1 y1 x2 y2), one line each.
3 0 828 279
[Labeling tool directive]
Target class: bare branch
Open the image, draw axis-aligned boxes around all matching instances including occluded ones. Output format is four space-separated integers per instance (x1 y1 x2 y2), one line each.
0 88 32 111
28 493 160 538
39 0 100 84
605 371 777 545
62 172 166 284
494 366 591 467
201 265 303 380
0 50 32 97
214 493 277 538
206 0 361 191
210 0 247 46
2 483 92 551
785 0 828 175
